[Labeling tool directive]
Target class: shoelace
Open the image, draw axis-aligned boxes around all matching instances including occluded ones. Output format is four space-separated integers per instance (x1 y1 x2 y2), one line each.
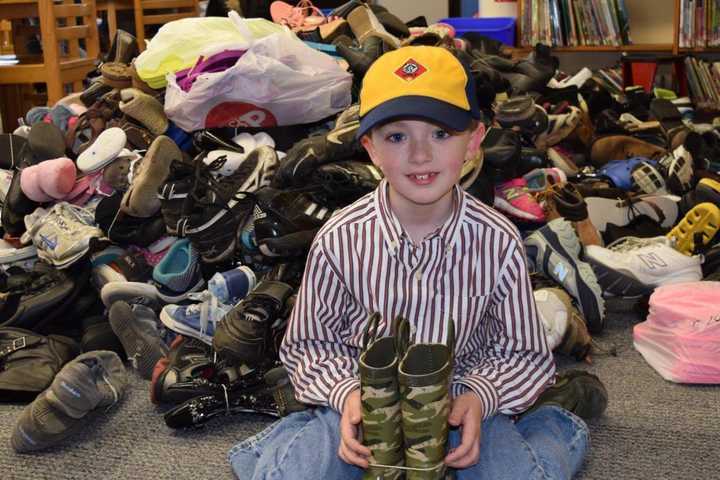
185 290 231 337
605 235 669 253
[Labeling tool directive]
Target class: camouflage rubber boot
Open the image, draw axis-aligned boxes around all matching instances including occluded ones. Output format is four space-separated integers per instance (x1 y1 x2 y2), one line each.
359 313 404 480
397 318 455 480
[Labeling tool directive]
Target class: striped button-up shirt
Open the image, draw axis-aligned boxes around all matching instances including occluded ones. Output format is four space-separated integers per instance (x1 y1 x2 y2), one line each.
280 179 555 419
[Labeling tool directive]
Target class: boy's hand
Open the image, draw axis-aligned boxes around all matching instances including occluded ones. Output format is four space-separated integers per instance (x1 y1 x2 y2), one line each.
338 389 371 468
445 392 484 469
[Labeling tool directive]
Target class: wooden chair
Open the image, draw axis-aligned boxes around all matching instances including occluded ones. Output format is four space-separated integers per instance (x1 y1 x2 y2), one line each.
133 0 199 51
0 0 100 106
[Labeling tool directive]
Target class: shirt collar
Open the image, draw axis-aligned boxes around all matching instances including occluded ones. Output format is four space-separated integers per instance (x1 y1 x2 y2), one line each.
374 179 466 255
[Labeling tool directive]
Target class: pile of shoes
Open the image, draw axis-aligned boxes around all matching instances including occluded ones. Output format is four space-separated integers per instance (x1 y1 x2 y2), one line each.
1 0 718 457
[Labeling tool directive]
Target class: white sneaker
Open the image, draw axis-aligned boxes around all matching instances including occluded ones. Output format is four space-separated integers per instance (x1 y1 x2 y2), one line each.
534 288 569 350
585 236 703 295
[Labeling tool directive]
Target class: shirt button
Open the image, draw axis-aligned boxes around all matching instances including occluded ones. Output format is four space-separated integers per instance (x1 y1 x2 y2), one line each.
415 271 422 281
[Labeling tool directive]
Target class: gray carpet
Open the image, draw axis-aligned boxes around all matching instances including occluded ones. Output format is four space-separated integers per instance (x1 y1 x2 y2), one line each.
1 312 719 480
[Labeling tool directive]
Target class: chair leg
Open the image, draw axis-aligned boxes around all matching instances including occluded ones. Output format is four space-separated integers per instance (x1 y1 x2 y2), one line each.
134 6 145 51
107 3 118 45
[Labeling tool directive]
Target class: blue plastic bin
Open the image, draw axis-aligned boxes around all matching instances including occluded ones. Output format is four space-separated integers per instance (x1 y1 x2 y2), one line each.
438 17 516 46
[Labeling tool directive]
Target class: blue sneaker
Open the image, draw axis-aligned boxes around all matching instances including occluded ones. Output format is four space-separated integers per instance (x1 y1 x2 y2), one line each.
152 239 205 303
159 291 232 345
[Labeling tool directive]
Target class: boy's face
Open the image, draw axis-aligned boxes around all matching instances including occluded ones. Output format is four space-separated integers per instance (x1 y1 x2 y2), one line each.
360 119 485 211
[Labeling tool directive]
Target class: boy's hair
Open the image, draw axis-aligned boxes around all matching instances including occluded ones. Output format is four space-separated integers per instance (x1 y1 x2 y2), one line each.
357 46 482 138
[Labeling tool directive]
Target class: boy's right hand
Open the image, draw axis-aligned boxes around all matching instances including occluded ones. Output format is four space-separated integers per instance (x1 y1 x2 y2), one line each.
338 389 371 468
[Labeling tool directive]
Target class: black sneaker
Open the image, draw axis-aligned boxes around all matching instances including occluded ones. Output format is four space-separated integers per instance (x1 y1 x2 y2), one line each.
94 193 167 247
271 120 366 189
181 147 278 264
253 187 334 260
2 169 40 237
213 280 294 366
163 365 306 428
158 161 199 237
526 370 608 420
310 160 383 209
0 263 75 330
151 336 217 405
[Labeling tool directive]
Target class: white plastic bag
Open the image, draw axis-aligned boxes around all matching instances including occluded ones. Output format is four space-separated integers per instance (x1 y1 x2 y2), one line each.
164 28 352 131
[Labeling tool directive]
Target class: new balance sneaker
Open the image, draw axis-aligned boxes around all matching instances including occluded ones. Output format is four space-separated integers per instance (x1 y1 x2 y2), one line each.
159 290 232 345
585 236 703 295
180 147 278 263
524 218 605 333
493 178 545 222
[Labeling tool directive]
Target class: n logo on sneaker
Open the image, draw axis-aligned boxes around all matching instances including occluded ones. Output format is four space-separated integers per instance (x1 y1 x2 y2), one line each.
394 59 427 81
553 262 570 282
637 253 668 270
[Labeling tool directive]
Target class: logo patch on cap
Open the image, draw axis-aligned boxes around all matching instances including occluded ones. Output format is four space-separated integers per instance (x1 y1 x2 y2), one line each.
394 58 427 81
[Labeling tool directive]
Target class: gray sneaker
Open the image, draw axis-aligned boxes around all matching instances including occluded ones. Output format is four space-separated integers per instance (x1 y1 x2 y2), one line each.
22 202 107 268
108 301 169 379
524 218 606 334
11 350 126 452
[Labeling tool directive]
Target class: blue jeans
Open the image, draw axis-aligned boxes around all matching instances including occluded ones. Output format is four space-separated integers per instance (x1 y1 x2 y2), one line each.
228 405 589 480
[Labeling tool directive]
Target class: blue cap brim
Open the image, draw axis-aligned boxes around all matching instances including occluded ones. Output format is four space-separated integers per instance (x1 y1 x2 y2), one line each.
356 96 474 139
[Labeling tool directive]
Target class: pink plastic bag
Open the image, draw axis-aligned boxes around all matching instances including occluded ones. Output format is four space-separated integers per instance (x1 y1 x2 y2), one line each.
633 281 720 383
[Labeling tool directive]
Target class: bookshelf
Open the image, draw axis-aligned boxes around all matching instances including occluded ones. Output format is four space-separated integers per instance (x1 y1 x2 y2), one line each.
516 0 720 55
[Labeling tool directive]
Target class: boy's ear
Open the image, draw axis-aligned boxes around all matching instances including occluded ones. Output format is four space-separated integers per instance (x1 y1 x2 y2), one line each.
467 122 486 155
360 133 381 168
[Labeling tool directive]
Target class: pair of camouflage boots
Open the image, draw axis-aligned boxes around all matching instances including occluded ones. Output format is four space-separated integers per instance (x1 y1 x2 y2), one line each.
360 313 455 480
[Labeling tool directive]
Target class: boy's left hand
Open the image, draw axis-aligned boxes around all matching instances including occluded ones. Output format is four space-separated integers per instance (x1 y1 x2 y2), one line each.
444 392 484 469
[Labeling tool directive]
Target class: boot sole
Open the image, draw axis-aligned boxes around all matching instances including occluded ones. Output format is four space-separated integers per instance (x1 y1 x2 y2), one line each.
587 258 652 297
666 202 720 255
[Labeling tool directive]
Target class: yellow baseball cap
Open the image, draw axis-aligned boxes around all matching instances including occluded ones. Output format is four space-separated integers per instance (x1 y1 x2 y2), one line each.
357 46 481 138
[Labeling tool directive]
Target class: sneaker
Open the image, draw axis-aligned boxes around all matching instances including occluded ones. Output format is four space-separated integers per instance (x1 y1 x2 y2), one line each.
493 178 545 222
310 160 383 209
22 202 108 269
253 187 335 259
585 236 703 295
524 218 605 333
586 193 680 233
525 370 607 420
151 239 205 303
666 202 720 255
181 146 278 263
157 162 196 236
534 288 569 350
108 301 169 379
271 118 365 189
150 336 216 405
523 167 567 192
549 288 592 361
163 365 305 428
11 350 126 452
100 280 161 310
159 290 232 345
678 177 720 218
213 280 294 366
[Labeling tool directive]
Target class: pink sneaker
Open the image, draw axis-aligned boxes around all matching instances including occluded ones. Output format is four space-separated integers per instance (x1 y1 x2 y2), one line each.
494 178 545 222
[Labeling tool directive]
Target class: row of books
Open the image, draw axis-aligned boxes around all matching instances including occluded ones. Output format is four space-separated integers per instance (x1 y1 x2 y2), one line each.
520 0 632 47
679 0 720 48
685 56 720 105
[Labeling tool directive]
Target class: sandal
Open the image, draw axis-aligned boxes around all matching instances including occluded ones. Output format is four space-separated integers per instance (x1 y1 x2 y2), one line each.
270 0 330 32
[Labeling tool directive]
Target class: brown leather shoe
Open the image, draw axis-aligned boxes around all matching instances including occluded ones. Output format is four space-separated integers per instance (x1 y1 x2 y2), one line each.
589 134 667 167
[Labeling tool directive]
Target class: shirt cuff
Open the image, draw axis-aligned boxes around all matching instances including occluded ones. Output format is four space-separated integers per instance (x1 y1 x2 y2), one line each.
452 375 499 420
328 377 360 413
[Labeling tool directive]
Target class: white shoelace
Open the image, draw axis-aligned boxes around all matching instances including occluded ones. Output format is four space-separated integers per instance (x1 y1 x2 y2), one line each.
606 236 670 253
